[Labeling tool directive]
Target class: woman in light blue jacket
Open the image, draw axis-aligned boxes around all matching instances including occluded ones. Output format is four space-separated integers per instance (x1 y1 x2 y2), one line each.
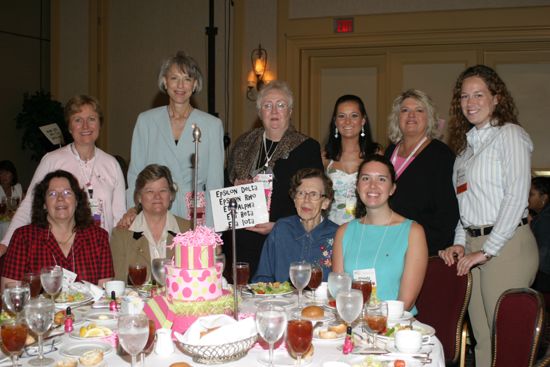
125 51 224 228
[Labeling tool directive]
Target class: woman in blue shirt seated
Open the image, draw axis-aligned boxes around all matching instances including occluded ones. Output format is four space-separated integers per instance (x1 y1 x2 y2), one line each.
252 168 338 283
332 154 427 313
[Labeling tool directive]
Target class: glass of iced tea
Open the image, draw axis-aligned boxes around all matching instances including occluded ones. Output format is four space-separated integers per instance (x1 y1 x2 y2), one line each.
128 263 147 287
1 318 29 367
234 262 250 296
23 272 42 298
307 264 323 303
365 301 388 349
286 319 312 366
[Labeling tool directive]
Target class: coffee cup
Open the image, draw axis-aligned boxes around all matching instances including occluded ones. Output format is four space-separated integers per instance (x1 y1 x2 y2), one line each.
104 280 125 298
395 329 422 353
386 300 404 320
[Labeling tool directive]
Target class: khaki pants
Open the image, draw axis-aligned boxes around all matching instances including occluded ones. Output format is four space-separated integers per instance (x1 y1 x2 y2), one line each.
466 224 538 367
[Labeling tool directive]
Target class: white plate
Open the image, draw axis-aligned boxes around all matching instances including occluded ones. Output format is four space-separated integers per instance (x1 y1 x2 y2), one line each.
55 294 94 310
344 355 421 367
254 298 296 308
388 311 414 324
69 326 114 340
385 340 433 354
85 310 118 323
290 306 335 323
59 341 113 358
247 283 294 297
374 321 436 342
312 326 346 342
257 349 312 366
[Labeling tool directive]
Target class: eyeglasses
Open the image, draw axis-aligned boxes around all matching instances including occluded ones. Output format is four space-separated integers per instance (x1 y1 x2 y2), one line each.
294 191 325 201
46 189 74 199
261 101 289 111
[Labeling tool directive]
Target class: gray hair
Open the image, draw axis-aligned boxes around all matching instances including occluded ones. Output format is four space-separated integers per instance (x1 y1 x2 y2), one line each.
387 89 441 144
157 51 203 94
134 164 178 212
255 80 294 112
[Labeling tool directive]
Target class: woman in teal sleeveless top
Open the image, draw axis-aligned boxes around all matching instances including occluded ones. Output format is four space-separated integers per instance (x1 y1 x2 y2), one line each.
332 155 428 313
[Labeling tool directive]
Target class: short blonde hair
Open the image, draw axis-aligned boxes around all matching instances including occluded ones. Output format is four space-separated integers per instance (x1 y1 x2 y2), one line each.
158 51 203 94
387 89 441 144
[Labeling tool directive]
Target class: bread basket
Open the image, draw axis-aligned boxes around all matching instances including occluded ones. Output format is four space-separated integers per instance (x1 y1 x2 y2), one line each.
176 334 257 364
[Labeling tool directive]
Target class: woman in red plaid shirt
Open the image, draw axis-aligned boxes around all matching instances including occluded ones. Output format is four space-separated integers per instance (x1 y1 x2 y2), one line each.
1 170 114 288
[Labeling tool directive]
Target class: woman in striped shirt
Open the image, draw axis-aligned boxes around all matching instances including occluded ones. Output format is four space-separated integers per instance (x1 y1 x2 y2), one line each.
440 64 538 367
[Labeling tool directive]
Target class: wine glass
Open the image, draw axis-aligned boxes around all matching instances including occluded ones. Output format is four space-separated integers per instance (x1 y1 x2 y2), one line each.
24 298 55 366
23 272 42 298
307 264 323 303
151 258 171 287
234 262 250 296
289 261 311 308
128 263 147 288
256 302 287 367
40 266 63 301
286 319 312 366
1 318 29 367
351 279 372 322
118 314 150 367
327 272 352 307
3 282 30 317
336 289 364 342
365 301 388 349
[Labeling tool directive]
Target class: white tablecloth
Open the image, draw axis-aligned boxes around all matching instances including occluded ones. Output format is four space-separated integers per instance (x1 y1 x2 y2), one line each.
18 293 445 367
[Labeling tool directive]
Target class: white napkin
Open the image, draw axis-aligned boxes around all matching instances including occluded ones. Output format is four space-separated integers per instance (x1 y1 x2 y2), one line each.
175 315 256 346
80 281 105 302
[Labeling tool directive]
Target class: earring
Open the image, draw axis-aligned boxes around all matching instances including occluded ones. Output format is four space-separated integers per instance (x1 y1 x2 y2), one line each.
334 127 339 139
361 125 366 137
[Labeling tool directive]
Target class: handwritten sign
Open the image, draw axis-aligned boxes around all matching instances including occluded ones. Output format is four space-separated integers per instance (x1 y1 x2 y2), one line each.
210 183 269 232
39 123 64 145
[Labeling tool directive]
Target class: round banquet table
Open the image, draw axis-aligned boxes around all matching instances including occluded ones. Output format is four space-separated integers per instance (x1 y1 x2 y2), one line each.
23 292 445 367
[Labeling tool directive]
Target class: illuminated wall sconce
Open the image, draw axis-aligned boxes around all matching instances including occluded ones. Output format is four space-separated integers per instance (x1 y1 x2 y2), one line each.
246 43 268 101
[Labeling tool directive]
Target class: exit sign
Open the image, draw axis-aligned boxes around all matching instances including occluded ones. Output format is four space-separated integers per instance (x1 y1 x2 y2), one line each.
334 18 354 33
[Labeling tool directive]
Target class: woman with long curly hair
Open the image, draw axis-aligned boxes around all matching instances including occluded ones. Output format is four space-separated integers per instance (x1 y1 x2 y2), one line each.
323 95 379 225
440 64 538 367
1 170 114 288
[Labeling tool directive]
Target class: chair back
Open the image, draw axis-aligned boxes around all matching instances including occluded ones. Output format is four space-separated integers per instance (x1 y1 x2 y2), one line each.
415 256 472 365
492 288 545 367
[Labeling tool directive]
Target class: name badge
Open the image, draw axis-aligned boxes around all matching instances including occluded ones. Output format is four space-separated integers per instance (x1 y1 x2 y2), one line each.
89 197 103 227
456 168 468 195
353 268 377 286
254 173 274 212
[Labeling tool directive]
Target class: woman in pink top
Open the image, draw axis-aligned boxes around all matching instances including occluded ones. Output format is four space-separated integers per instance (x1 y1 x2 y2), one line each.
0 95 126 256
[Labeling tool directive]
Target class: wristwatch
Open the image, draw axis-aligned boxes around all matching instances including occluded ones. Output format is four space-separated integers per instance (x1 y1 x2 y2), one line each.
481 249 493 260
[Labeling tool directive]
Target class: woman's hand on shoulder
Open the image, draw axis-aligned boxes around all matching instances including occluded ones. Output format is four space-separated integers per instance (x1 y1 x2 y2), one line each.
116 207 137 229
438 245 465 266
245 222 275 235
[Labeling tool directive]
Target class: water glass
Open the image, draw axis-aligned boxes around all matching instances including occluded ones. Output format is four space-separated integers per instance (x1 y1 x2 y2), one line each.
1 318 29 367
289 261 311 308
40 266 63 301
24 298 55 366
256 302 287 367
327 272 352 302
151 258 171 287
336 289 364 326
3 282 30 316
118 314 150 367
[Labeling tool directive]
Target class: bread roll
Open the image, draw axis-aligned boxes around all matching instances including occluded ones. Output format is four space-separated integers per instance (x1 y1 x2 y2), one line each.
55 359 77 367
301 305 324 319
169 363 192 367
328 323 346 334
79 349 104 366
319 330 338 339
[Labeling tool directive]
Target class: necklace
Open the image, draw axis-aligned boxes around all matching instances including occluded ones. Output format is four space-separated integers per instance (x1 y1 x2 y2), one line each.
262 132 279 169
72 143 96 191
56 229 75 247
354 210 393 270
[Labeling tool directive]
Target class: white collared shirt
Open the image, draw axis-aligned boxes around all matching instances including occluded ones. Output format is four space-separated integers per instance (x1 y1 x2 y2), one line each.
452 122 533 256
129 212 181 260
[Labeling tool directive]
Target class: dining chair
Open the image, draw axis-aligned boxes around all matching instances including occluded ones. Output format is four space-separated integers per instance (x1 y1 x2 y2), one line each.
415 256 472 367
492 287 546 367
534 354 550 367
